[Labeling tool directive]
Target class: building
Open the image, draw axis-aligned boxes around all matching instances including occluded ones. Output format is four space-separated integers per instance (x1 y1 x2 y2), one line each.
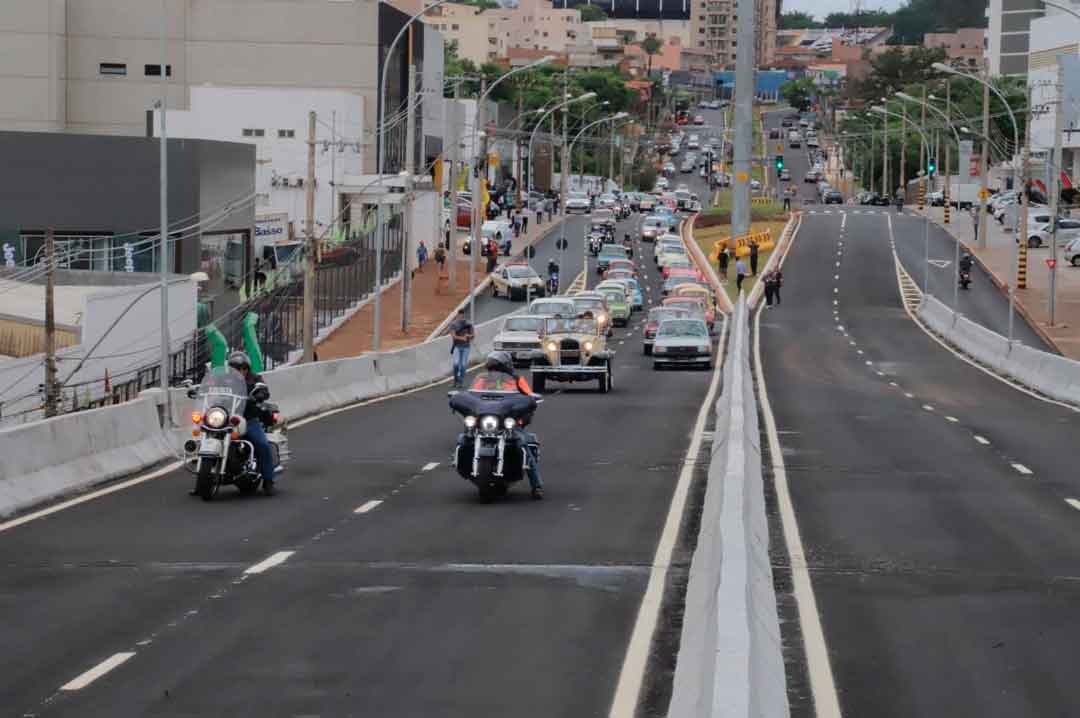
623 36 685 73
424 3 491 64
1027 12 1080 184
985 0 1044 76
688 0 778 68
585 18 691 46
923 28 985 68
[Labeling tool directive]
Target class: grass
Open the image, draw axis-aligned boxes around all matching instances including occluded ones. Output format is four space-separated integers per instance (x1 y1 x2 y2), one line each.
702 192 787 222
695 219 790 301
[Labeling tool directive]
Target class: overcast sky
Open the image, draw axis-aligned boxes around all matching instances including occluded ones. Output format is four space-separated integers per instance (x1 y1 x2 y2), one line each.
781 0 905 20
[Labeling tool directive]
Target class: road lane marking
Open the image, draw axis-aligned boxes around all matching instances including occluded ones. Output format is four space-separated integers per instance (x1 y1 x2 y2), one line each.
1011 463 1033 475
61 652 136 691
243 550 296 575
889 381 898 387
904 392 914 398
1066 498 1080 511
608 316 728 718
974 435 990 445
865 360 873 366
946 416 959 422
856 349 863 355
752 304 842 718
422 462 439 472
354 500 384 514
922 404 934 412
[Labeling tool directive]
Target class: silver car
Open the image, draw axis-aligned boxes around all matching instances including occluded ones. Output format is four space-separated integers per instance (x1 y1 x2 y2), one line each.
493 315 546 367
652 318 713 370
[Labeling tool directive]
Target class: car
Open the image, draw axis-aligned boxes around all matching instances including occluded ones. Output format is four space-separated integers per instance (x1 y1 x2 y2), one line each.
779 168 791 181
750 179 762 191
641 217 668 241
687 135 700 150
693 114 705 125
642 307 693 354
823 189 843 204
565 192 591 214
654 235 684 261
806 137 820 149
604 258 637 277
530 316 614 393
652 317 714 370
592 207 617 231
596 195 618 210
681 159 696 173
1063 236 1080 265
662 276 707 297
657 244 689 269
788 132 801 148
596 285 631 326
1026 217 1080 248
492 315 546 367
569 291 613 334
662 162 677 177
491 262 545 300
804 170 818 184
927 190 945 206
655 177 670 190
769 128 781 140
597 278 636 310
462 219 513 255
663 295 713 332
638 194 658 213
675 190 696 211
597 243 629 274
651 208 681 231
527 297 576 318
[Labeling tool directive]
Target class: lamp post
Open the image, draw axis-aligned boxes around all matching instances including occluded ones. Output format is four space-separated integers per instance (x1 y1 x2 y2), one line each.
568 112 630 280
527 92 597 197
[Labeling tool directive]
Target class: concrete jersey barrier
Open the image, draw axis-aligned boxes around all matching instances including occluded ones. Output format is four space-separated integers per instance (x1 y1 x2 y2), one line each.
668 295 789 718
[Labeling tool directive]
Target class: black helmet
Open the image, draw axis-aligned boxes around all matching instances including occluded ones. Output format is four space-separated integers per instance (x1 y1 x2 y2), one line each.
484 351 514 376
227 350 251 372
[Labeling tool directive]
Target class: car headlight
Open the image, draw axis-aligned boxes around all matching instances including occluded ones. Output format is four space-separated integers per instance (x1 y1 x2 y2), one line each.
699 344 711 353
584 341 594 352
547 341 557 352
503 417 517 430
464 415 478 428
597 313 608 324
205 407 228 429
480 415 499 432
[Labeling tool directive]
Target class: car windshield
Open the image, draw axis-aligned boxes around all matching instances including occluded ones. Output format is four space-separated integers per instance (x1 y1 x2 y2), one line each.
573 297 606 313
507 266 537 279
529 301 575 315
658 319 708 337
600 289 625 305
503 317 544 333
599 247 627 259
544 317 598 335
648 308 690 323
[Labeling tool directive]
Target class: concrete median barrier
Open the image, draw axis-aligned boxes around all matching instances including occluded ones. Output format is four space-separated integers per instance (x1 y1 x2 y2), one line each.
0 398 175 518
668 295 789 718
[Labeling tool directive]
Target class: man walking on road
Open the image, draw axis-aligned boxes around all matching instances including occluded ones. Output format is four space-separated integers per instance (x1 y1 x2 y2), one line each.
449 308 474 388
749 240 759 276
718 246 729 280
735 256 747 293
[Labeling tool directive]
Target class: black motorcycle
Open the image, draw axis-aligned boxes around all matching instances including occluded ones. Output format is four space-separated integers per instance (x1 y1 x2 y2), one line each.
449 389 539 501
959 268 971 289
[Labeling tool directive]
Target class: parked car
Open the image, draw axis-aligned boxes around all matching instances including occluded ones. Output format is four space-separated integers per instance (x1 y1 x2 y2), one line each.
1026 217 1080 248
1063 236 1080 265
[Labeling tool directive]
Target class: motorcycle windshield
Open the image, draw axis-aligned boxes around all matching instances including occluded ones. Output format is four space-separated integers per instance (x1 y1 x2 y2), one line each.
197 367 248 415
450 390 536 420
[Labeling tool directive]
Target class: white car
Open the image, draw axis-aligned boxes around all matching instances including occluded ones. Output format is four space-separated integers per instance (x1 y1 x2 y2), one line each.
655 177 670 190
491 262 545 299
654 235 684 261
687 135 701 150
528 297 577 317
1024 217 1080 248
641 217 668 241
652 317 713 370
565 192 591 214
493 315 546 367
1063 236 1080 265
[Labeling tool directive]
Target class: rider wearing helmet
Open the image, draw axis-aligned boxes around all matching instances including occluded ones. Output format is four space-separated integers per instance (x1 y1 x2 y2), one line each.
959 252 974 273
227 351 277 495
469 351 545 499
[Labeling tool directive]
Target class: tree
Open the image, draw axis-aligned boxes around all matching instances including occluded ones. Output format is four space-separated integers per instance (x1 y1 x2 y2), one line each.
847 45 946 104
823 9 894 27
780 77 816 112
579 4 607 21
891 0 986 43
779 11 822 29
641 35 662 77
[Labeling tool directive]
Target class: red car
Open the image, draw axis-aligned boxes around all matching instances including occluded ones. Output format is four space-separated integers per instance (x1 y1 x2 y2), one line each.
662 295 715 330
662 263 702 281
604 259 637 278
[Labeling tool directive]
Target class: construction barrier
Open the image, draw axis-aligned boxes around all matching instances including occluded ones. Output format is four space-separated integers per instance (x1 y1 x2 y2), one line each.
709 230 774 260
750 197 773 206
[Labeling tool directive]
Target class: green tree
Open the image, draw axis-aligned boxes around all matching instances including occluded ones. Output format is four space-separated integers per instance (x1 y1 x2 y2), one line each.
848 45 947 104
779 11 822 29
640 35 662 77
823 9 894 27
780 77 816 112
579 4 607 21
891 0 986 43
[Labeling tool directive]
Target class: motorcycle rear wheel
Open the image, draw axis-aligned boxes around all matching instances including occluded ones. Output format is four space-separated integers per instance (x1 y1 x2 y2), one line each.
195 462 219 502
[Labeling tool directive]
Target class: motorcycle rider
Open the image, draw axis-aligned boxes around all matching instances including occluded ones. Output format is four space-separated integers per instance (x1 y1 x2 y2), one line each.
227 350 277 495
469 351 545 500
547 258 560 294
959 252 974 286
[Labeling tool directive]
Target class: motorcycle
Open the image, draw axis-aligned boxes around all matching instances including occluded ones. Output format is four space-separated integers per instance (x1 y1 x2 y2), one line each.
959 268 971 289
588 233 604 256
449 388 540 501
548 271 560 296
622 234 634 258
183 367 290 501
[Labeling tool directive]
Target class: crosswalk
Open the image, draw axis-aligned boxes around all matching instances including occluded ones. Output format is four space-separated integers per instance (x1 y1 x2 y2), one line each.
803 208 893 216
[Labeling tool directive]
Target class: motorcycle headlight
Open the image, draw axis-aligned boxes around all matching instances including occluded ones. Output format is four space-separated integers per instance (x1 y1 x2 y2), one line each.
546 341 558 352
481 415 499 432
584 341 594 352
464 415 477 428
205 407 228 429
503 417 517 430
597 313 608 324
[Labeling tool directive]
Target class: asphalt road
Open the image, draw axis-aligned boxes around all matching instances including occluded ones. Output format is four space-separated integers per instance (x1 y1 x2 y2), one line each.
0 205 721 715
761 129 1080 716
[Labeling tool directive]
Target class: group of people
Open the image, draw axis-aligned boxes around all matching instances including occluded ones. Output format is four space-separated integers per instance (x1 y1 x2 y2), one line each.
717 238 761 292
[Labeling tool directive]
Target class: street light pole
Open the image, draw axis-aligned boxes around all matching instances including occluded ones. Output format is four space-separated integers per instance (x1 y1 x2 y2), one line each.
158 0 171 424
874 106 931 294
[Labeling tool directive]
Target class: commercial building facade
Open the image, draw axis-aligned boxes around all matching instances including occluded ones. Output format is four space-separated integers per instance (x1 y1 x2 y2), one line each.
688 0 778 68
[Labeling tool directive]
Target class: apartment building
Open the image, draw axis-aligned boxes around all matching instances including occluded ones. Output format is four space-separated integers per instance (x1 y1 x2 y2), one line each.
985 0 1044 76
688 0 777 68
923 28 985 68
1027 12 1080 182
424 0 591 64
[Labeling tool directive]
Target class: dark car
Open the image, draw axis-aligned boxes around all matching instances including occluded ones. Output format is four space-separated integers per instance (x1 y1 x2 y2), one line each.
861 192 890 206
824 190 844 204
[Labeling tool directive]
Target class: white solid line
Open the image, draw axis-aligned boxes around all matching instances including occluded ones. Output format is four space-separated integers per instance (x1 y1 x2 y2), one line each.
1066 498 1080 511
752 305 842 718
61 652 136 691
1011 463 1033 475
974 435 990 445
946 416 959 422
354 500 384 514
243 550 296 575
422 461 439 472
608 317 728 718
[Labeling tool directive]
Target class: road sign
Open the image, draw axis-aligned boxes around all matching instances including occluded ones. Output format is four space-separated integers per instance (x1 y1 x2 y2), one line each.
776 143 784 153
1047 258 1057 269
736 171 749 183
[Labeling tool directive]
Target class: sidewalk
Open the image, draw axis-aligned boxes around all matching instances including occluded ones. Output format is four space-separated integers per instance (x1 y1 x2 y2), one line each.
318 214 564 359
915 205 1080 359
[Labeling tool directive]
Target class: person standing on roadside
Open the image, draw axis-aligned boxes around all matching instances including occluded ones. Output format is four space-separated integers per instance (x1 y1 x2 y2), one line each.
521 206 529 235
772 267 783 305
735 256 747 293
449 308 474 388
718 244 730 280
749 239 759 276
763 269 777 307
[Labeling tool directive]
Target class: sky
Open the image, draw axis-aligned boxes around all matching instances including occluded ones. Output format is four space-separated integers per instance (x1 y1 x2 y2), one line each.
780 0 905 20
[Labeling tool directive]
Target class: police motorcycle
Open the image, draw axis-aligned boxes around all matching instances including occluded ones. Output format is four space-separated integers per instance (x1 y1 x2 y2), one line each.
587 230 606 256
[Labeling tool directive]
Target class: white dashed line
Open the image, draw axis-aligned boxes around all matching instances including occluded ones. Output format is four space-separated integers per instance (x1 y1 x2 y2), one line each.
876 371 885 376
833 300 838 305
974 435 990 445
422 462 439 472
889 381 898 387
243 550 296 575
904 392 914 399
922 404 934 412
354 500 384 514
61 652 137 691
865 360 873 366
833 288 839 294
834 274 840 280
1066 498 1080 511
856 349 863 355
1011 463 1033 476
945 416 959 423
835 261 841 267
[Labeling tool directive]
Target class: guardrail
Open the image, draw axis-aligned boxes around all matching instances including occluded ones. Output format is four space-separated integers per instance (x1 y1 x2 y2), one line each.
668 294 789 718
917 294 1080 406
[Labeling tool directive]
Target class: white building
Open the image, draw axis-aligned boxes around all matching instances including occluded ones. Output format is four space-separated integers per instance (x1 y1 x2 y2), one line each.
1027 11 1080 184
985 0 1044 76
153 86 365 234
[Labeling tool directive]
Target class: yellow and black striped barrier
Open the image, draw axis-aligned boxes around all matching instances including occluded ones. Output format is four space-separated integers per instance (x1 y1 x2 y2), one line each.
1018 242 1028 289
709 230 775 259
943 186 951 225
918 177 925 211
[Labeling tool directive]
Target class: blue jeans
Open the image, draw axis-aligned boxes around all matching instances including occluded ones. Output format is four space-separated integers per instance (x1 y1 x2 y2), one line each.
246 418 276 486
451 345 470 386
515 428 542 490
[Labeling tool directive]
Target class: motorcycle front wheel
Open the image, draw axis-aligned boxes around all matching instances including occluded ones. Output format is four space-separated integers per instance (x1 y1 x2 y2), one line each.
475 456 503 502
195 462 219 501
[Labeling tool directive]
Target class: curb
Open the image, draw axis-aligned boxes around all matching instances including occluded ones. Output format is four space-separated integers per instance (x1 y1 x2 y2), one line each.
916 209 1063 355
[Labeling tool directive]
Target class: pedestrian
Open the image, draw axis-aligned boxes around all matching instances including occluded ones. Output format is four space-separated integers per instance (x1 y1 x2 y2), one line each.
512 209 523 238
434 242 446 272
772 268 783 305
449 308 474 388
416 240 428 272
505 199 513 220
718 244 730 279
749 240 759 276
536 206 544 227
735 256 747 293
763 270 777 307
971 206 979 242
521 208 529 235
486 239 498 273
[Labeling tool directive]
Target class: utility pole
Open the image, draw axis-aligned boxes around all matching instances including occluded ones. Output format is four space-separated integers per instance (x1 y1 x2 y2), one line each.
330 109 337 232
516 91 524 209
470 78 487 325
1018 83 1032 292
1050 62 1065 325
608 121 616 186
730 0 755 240
882 112 889 200
977 66 991 249
401 63 417 332
158 0 171 421
302 110 316 362
558 67 569 267
900 104 907 192
44 228 58 418
943 80 952 224
920 84 927 196
447 82 460 291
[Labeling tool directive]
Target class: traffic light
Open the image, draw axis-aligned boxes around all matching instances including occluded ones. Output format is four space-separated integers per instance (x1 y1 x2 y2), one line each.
927 157 937 176
775 154 784 171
